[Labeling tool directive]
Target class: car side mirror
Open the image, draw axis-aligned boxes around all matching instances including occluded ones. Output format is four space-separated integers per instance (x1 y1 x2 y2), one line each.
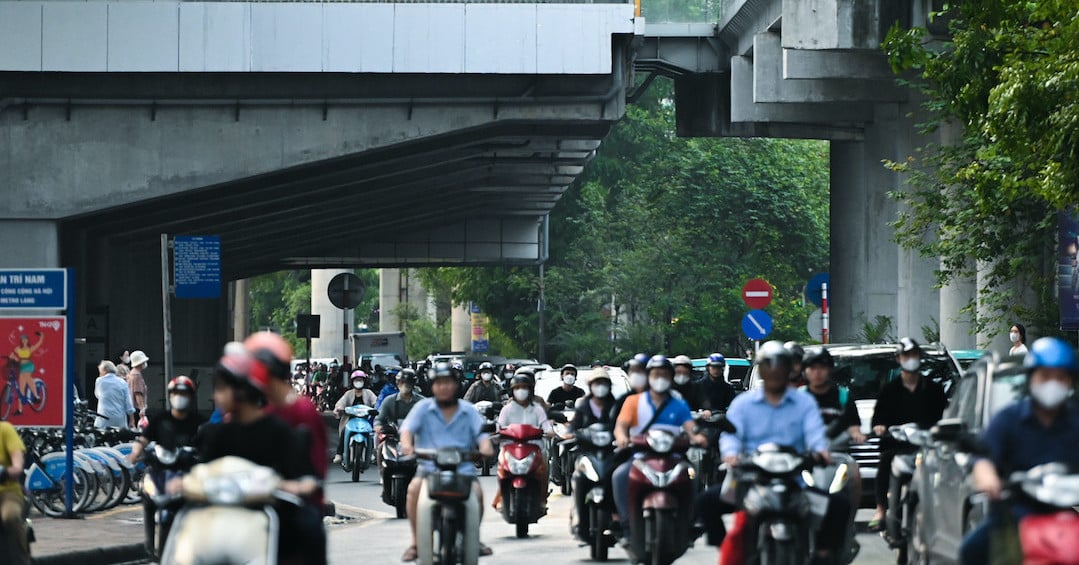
930 418 964 442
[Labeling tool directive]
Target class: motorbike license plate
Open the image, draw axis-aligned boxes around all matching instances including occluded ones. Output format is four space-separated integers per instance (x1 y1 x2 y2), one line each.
806 490 830 518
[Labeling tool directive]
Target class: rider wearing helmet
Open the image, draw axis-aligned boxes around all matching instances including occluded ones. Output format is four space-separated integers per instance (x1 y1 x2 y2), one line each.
548 364 585 407
494 372 554 511
129 375 206 462
960 337 1079 565
868 337 947 530
571 367 616 430
612 356 709 539
376 369 425 434
332 370 379 464
464 361 502 404
784 341 807 387
671 354 705 410
700 353 736 414
399 362 496 561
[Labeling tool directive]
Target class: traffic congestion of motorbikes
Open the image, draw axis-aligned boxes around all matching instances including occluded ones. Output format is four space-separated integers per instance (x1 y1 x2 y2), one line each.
8 332 1076 565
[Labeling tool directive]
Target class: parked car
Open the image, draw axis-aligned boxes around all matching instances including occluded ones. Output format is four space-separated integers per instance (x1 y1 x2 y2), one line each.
691 357 752 391
744 342 963 507
905 353 1027 564
463 356 508 381
951 349 988 370
533 367 630 403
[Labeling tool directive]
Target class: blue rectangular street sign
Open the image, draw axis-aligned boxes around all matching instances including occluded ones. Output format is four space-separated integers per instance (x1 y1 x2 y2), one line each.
174 236 222 299
0 269 67 309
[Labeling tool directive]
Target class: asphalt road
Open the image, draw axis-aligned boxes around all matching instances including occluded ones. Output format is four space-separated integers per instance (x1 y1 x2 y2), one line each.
323 463 897 564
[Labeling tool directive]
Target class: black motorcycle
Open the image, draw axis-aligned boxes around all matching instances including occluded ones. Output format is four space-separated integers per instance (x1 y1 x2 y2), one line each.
548 401 578 495
882 423 931 564
139 442 199 559
688 411 727 491
570 422 616 561
378 423 417 519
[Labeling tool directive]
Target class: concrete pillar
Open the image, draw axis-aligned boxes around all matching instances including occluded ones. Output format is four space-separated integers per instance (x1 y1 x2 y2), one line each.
830 140 867 341
379 269 402 332
976 261 1038 353
311 269 350 361
0 221 60 267
232 278 249 341
450 304 471 352
939 263 976 349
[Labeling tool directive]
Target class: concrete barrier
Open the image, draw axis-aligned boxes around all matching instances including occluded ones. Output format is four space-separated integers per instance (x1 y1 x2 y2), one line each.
33 543 147 565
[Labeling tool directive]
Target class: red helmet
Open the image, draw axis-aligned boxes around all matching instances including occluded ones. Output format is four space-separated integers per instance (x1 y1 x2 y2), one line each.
167 375 196 394
244 331 293 385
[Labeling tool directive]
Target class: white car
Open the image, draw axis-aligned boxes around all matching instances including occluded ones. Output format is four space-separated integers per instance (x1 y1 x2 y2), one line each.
533 367 630 405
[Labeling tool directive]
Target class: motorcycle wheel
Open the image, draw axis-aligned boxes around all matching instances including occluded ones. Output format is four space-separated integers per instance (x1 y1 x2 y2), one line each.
590 506 608 562
906 504 927 565
649 510 675 565
560 453 572 496
351 447 361 483
481 457 491 477
395 479 408 519
440 512 457 565
514 490 528 538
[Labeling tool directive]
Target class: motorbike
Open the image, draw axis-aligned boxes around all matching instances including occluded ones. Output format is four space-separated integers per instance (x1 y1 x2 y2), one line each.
731 443 837 565
624 429 698 565
0 469 33 564
548 401 578 496
497 423 548 538
471 401 500 477
341 404 377 482
140 442 199 559
414 447 482 565
817 407 861 564
687 411 727 492
378 422 417 519
882 423 931 564
158 456 302 565
570 422 616 561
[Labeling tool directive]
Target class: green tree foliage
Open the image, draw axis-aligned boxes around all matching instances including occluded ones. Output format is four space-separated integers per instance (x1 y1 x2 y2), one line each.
883 1 1078 335
422 79 829 363
392 303 450 361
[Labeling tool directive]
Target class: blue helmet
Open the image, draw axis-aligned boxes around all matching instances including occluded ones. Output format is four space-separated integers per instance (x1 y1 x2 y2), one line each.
626 353 649 371
707 353 726 367
1023 337 1079 374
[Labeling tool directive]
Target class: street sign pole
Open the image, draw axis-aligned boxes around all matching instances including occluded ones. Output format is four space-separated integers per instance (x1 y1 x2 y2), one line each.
160 234 174 387
63 268 75 517
822 283 830 344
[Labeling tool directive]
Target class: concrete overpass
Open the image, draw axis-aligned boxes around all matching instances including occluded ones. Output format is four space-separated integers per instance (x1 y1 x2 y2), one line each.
0 0 981 402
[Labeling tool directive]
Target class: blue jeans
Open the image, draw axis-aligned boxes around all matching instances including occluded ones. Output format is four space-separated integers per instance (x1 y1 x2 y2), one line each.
612 460 632 530
959 509 999 565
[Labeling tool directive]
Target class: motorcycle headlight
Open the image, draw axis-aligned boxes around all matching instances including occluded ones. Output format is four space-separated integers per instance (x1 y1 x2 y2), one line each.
577 457 600 483
751 451 804 474
436 449 462 467
591 430 612 447
645 430 676 454
631 460 686 488
743 484 783 515
507 453 537 475
154 445 178 466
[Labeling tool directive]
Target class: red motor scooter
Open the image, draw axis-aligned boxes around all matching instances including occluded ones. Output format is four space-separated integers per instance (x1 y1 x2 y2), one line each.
625 429 697 565
497 423 547 538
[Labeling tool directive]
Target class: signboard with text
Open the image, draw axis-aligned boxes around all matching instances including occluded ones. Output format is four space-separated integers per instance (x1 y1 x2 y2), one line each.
0 317 66 427
174 236 221 299
471 305 489 353
0 269 67 309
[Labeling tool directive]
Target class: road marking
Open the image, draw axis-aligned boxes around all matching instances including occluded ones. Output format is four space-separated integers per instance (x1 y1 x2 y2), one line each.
332 500 394 521
86 504 141 520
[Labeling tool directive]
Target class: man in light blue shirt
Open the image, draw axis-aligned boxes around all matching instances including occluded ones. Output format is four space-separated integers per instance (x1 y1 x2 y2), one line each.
400 362 494 561
94 361 134 429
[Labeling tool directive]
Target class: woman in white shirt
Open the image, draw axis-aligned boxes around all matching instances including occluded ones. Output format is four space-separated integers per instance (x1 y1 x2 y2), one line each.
1008 323 1028 356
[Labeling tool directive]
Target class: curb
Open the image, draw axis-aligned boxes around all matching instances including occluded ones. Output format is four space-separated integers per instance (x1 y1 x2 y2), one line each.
34 543 147 565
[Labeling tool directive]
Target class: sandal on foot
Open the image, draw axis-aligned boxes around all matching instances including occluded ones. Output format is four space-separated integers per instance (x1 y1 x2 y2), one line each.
867 517 884 532
401 546 418 562
480 543 493 556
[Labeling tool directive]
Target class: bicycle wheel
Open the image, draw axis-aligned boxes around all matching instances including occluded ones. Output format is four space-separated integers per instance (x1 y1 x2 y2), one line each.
83 458 114 512
40 466 94 517
30 379 47 412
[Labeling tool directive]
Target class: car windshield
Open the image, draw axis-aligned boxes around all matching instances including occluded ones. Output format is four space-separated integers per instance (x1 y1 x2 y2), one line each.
987 371 1027 418
830 350 959 400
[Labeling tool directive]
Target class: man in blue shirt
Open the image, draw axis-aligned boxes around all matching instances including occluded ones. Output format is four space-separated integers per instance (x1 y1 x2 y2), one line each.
960 337 1079 564
94 361 135 429
696 341 842 563
400 362 495 562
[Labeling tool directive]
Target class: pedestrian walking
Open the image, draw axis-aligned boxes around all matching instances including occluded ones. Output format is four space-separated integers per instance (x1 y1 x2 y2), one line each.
128 350 149 417
1008 323 1028 356
94 361 135 429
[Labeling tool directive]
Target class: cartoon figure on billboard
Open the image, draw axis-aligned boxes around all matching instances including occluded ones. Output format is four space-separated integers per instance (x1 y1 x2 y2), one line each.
0 318 64 425
9 330 46 414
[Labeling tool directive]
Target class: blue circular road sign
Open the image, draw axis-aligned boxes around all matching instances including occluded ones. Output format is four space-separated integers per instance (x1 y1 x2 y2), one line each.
742 309 773 341
806 273 831 307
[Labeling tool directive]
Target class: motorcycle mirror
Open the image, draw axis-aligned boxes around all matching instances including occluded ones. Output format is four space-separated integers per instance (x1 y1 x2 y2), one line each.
547 411 569 424
716 417 736 435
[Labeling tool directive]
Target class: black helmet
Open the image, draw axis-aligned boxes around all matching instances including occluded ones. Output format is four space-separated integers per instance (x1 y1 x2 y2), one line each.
560 364 578 376
803 347 834 368
645 355 675 376
397 368 417 386
431 361 455 381
758 340 794 369
509 374 534 389
783 341 805 362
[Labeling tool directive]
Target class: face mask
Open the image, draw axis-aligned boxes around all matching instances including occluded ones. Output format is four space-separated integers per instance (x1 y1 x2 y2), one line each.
629 372 648 390
563 375 576 386
481 372 493 382
591 384 610 398
1031 380 1072 409
169 395 190 411
649 377 672 393
900 358 922 373
1009 332 1021 344
674 374 691 385
352 381 365 390
513 389 531 402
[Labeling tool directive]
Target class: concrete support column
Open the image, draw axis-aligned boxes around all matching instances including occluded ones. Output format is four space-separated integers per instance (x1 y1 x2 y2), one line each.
0 221 60 268
232 278 249 341
830 140 867 341
939 263 976 349
379 269 402 332
450 304 471 352
976 261 1038 354
311 269 350 361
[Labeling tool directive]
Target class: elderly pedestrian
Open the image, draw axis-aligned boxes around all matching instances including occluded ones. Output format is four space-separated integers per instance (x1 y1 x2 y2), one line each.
95 360 134 429
127 350 149 417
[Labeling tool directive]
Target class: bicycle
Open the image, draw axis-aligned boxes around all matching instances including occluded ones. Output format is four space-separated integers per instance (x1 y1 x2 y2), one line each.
1 359 46 419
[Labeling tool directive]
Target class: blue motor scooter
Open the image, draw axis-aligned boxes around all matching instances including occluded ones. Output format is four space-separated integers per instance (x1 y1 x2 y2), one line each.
342 405 377 482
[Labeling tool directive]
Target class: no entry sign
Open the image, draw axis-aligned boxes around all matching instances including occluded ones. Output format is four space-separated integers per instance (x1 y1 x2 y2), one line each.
742 278 773 310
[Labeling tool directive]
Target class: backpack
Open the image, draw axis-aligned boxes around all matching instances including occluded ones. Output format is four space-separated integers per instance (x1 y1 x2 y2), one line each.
800 385 849 410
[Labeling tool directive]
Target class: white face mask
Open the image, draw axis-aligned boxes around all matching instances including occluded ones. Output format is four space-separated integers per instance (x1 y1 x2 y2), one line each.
674 374 691 385
900 358 922 373
591 384 610 398
1009 332 1021 344
352 381 365 390
1031 380 1072 409
481 372 493 382
629 372 648 390
649 377 672 393
169 394 190 411
563 375 576 386
513 389 531 402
